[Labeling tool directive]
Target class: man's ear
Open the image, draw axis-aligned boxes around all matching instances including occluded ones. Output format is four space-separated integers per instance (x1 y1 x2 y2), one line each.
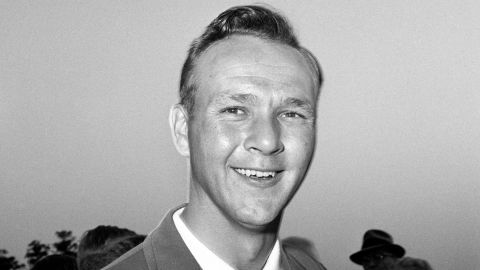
169 104 190 157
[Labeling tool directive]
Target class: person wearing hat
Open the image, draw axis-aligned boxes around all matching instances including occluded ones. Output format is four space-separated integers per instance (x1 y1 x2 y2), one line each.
350 229 406 270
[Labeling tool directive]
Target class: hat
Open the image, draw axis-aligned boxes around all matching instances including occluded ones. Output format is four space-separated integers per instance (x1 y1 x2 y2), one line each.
350 229 405 265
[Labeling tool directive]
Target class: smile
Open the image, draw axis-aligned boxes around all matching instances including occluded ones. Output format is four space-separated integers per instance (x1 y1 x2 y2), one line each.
234 168 277 179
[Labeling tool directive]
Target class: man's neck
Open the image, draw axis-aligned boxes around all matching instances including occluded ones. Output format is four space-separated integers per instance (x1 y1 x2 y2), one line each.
181 203 280 270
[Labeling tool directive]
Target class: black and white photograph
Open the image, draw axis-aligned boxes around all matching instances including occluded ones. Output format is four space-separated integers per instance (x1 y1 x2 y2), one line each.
1 1 478 269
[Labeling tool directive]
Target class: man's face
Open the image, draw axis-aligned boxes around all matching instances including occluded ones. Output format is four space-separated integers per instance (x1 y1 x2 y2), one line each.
361 252 399 270
184 35 318 229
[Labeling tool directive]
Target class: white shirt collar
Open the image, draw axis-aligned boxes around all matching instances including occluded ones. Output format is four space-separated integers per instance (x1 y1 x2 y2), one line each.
173 207 281 270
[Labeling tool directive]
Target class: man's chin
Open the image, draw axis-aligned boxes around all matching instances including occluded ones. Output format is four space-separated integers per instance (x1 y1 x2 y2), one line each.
235 211 283 233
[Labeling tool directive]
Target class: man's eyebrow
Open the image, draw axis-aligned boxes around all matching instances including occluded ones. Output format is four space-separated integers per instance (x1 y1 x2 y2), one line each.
282 97 314 112
214 93 257 104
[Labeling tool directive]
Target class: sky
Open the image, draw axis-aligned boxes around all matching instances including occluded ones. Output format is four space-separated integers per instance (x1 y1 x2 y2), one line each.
1 1 479 269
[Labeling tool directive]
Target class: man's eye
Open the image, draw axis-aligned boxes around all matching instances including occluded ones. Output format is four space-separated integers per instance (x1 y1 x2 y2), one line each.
281 111 305 119
220 107 245 115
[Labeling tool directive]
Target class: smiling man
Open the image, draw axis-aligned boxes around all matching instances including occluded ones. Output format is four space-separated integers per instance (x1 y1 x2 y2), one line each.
103 5 324 270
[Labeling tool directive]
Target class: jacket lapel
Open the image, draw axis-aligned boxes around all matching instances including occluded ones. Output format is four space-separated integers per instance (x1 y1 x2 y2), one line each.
281 245 306 270
143 205 202 270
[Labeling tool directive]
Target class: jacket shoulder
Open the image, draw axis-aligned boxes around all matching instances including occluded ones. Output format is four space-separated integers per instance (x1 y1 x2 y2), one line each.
101 243 148 270
282 242 327 270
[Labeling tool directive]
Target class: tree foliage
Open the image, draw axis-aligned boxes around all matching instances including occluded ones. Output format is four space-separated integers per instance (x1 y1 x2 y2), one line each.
24 230 78 267
25 240 50 267
52 230 77 257
0 249 25 270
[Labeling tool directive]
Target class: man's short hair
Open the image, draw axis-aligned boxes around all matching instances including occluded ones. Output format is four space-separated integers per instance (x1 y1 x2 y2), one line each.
77 225 145 270
179 5 323 116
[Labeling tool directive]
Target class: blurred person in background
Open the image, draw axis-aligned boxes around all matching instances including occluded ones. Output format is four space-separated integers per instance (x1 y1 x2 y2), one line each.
350 229 433 270
76 225 145 270
394 257 433 270
31 254 77 270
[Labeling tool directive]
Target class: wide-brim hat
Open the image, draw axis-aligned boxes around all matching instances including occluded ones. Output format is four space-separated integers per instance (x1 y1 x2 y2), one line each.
350 229 405 265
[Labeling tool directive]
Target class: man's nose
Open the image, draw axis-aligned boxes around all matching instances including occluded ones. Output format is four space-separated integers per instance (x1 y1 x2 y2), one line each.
243 116 284 155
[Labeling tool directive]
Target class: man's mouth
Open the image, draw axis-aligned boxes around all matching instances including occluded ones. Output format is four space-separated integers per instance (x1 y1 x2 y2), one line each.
233 168 278 179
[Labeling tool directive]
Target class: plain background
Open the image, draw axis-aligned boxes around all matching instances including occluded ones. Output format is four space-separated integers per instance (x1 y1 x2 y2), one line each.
1 1 479 269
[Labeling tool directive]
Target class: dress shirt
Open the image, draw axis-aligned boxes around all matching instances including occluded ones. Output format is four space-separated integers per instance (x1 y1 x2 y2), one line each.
173 207 281 270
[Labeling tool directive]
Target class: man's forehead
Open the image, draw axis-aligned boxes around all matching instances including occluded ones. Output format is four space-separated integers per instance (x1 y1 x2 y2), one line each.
201 36 302 64
192 36 318 95
196 36 314 77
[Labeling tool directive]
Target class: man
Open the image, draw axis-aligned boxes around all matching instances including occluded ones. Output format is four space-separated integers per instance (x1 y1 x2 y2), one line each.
350 229 406 270
77 225 146 270
103 4 324 270
350 229 433 270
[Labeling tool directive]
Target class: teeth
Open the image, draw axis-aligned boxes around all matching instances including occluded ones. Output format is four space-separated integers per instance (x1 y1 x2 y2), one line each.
235 168 276 178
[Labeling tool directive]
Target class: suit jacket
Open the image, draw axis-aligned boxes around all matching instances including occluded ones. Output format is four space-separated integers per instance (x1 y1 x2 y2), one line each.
102 205 327 270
